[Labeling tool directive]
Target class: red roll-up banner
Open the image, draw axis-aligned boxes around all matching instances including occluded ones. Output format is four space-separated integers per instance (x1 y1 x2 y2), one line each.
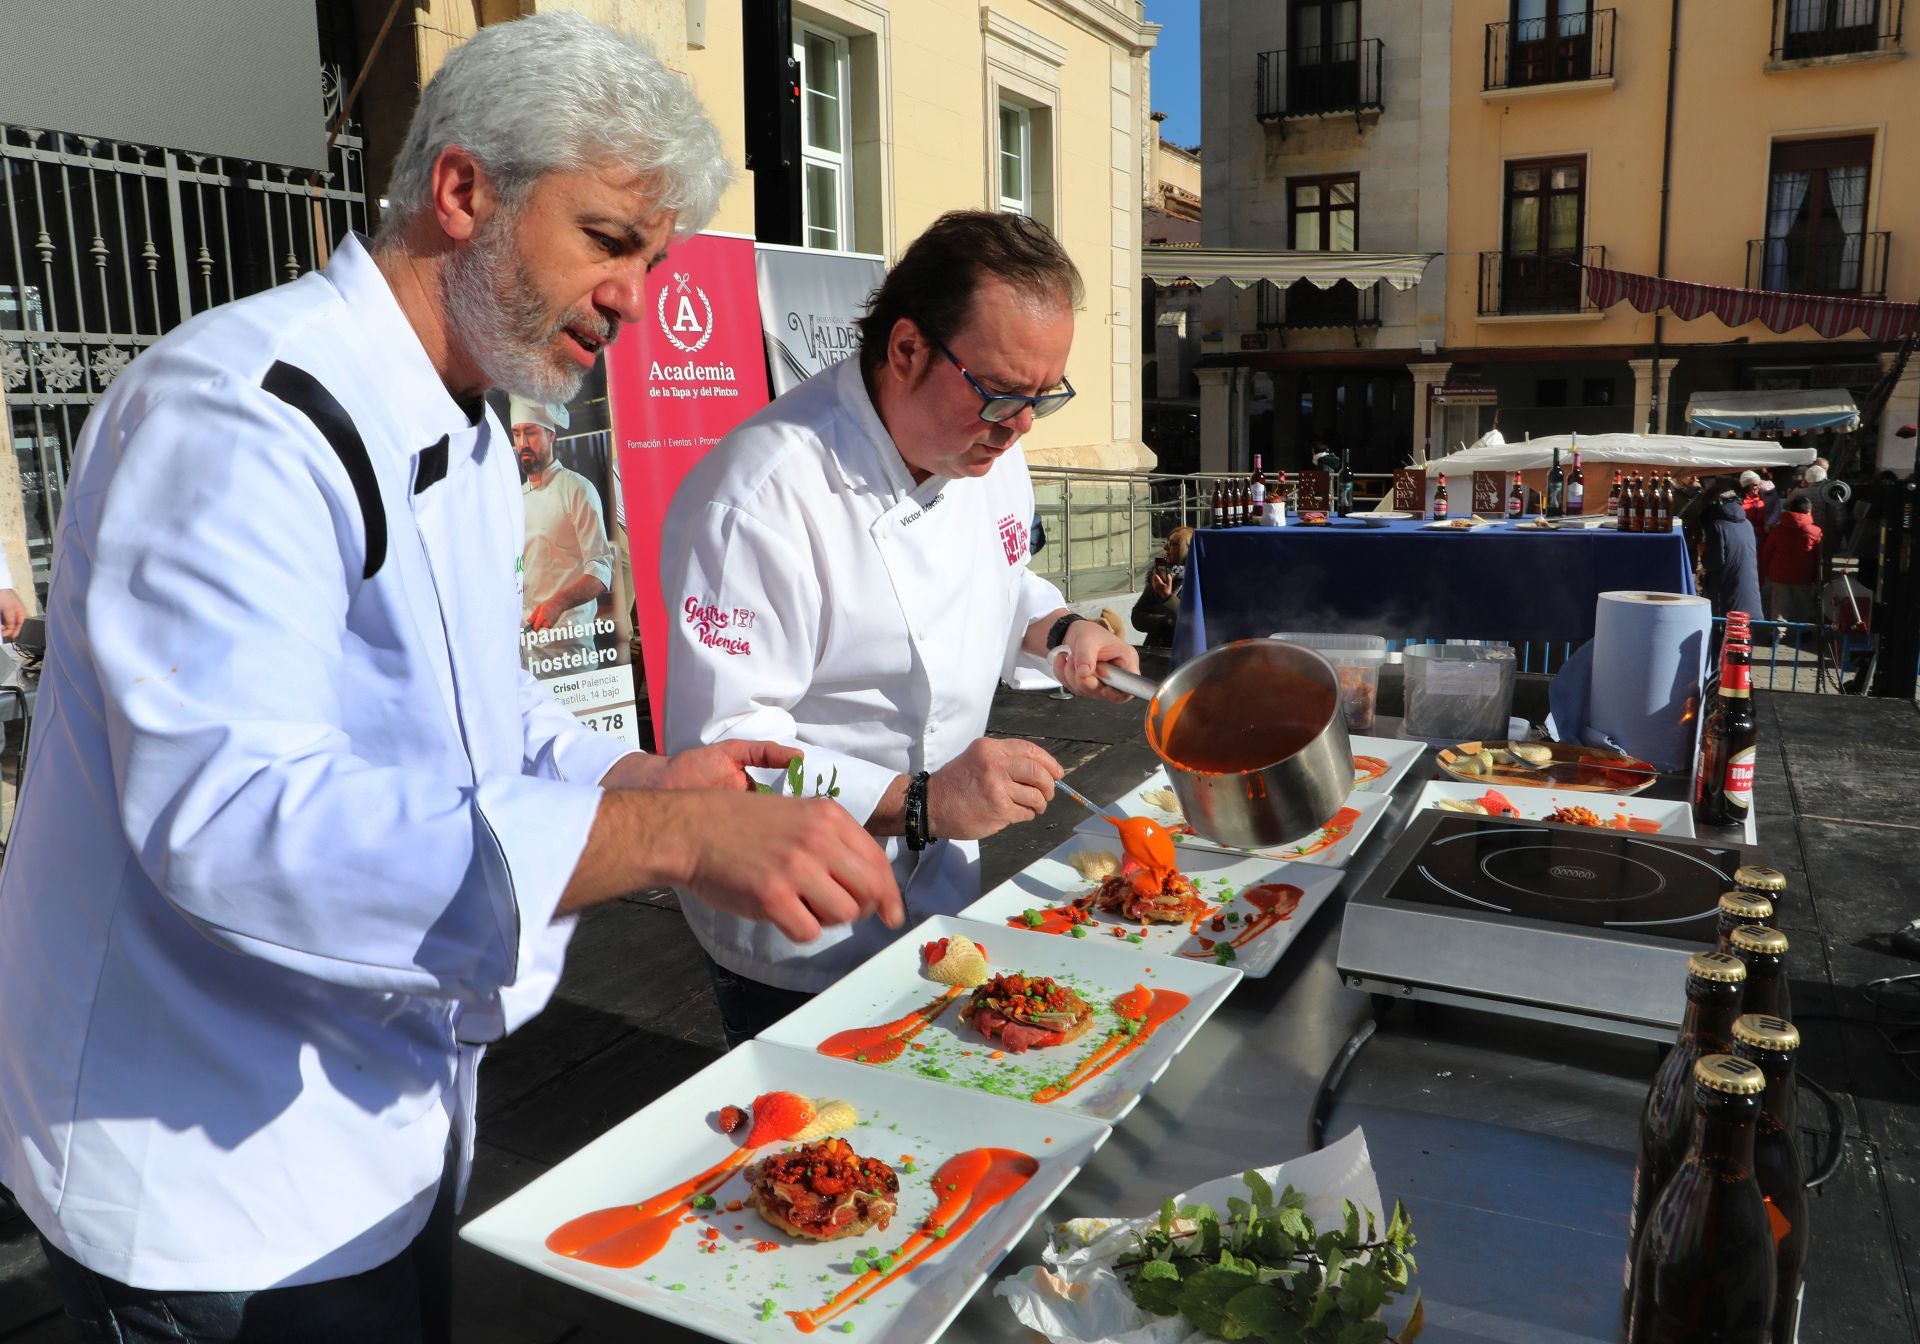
607 231 770 744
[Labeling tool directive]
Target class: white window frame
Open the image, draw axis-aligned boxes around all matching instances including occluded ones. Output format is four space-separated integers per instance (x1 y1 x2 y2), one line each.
997 101 1033 216
794 21 854 252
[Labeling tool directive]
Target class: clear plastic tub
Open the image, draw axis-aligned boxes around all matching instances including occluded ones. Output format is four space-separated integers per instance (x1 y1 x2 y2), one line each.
1270 632 1388 732
1403 643 1517 742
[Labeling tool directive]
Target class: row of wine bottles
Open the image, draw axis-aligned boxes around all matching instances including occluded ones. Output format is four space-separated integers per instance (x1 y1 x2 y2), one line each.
1625 863 1802 1344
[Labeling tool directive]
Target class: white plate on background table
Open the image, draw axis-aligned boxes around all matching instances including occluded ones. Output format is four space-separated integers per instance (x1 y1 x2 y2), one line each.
760 916 1238 1125
460 1041 1109 1344
959 837 1345 980
1371 511 1415 520
1075 770 1393 867
1347 735 1427 793
1408 780 1696 838
1420 518 1493 532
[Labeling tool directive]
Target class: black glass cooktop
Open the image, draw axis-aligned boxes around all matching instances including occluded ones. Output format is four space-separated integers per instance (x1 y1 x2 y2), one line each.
1384 813 1743 944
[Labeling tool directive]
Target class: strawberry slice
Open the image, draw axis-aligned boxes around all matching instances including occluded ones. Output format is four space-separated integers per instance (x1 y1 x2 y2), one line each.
745 1090 816 1146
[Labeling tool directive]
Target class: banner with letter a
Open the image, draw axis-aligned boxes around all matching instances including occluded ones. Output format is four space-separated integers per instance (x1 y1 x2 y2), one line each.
607 231 770 744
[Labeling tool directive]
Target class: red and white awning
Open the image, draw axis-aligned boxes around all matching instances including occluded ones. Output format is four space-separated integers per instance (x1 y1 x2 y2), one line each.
1585 265 1920 342
1145 248 1435 290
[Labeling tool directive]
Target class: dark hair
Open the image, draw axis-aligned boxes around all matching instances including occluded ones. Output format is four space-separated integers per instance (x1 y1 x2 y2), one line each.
1787 496 1812 514
857 211 1083 375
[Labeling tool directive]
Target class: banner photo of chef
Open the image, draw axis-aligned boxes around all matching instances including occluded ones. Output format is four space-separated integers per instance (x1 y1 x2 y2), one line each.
607 231 770 740
754 241 886 395
500 379 643 750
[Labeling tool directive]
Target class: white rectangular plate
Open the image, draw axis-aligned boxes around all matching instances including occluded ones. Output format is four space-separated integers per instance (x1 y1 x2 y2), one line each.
1347 735 1427 793
959 836 1345 980
1074 770 1394 867
1420 519 1492 531
760 916 1238 1125
1407 779 1696 837
460 1041 1109 1344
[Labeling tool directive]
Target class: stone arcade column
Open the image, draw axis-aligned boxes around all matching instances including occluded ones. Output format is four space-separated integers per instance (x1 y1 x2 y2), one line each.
1407 361 1452 463
1196 366 1246 474
1629 357 1677 436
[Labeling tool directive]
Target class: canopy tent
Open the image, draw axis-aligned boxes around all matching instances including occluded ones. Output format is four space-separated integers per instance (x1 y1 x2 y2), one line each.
1143 247 1436 290
1684 388 1860 437
1424 432 1816 474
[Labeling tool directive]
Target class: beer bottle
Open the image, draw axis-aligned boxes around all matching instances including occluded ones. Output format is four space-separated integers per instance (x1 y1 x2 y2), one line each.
1607 469 1623 519
1716 892 1776 954
1694 634 1757 828
1732 1016 1808 1344
1249 454 1267 523
1730 924 1792 1024
1626 1055 1776 1344
1508 470 1526 520
1734 865 1788 914
1623 475 1642 532
1567 450 1586 513
1653 474 1673 531
1547 445 1566 517
1433 472 1450 520
1628 950 1746 1255
1210 479 1224 527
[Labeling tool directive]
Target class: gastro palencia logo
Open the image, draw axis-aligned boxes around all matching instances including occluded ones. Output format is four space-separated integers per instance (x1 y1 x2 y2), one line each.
658 271 715 354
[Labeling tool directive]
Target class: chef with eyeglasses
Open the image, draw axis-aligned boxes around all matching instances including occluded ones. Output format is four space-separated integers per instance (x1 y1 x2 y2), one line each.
662 210 1140 1046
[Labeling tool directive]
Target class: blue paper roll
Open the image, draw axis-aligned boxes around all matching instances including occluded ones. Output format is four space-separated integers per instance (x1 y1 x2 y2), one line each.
1589 590 1713 774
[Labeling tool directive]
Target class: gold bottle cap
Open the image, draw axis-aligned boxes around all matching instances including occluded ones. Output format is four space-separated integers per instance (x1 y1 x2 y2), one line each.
1695 1054 1768 1095
1687 950 1747 983
1730 925 1790 956
1734 865 1788 893
1733 1014 1800 1052
1717 892 1774 922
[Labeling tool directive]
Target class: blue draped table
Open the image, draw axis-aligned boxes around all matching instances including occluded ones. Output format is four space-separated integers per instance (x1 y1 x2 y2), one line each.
1171 517 1695 664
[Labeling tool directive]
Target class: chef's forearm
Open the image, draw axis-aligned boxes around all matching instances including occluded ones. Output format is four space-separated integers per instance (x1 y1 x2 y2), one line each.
544 571 608 611
865 774 909 837
557 788 707 914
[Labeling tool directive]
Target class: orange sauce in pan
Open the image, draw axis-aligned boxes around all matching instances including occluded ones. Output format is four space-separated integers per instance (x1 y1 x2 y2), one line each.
816 988 965 1063
789 1148 1038 1333
1029 987 1190 1104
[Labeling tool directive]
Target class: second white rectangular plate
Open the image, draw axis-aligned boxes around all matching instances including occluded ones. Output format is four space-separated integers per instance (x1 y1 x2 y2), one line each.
1348 735 1427 793
1075 771 1394 868
1406 780 1696 837
759 915 1240 1125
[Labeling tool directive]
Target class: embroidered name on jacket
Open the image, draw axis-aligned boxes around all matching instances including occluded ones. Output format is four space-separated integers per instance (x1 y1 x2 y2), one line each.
685 597 753 655
997 513 1029 566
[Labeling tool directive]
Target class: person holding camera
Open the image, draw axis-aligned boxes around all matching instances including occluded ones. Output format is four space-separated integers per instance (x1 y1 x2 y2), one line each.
1132 526 1194 649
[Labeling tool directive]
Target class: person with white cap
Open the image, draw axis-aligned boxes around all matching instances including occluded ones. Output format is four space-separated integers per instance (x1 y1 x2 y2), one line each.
511 394 615 671
1737 469 1781 544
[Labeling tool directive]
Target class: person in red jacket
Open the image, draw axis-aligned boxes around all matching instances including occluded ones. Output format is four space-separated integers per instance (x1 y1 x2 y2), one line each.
1759 495 1823 627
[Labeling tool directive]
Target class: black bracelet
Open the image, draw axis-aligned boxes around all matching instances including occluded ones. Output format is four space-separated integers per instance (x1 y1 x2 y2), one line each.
1045 612 1092 651
904 770 933 852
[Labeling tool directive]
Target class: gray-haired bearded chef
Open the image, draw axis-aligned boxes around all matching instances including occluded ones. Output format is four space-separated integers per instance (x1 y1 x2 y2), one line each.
512 395 614 670
0 15 898 1344
661 211 1138 1046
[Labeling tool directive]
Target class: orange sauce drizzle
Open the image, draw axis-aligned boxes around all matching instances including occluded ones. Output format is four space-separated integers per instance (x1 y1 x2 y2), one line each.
1352 754 1389 782
1005 903 1092 936
816 988 964 1063
1029 987 1190 1104
1179 883 1303 957
789 1148 1039 1334
1277 806 1359 859
546 1091 816 1269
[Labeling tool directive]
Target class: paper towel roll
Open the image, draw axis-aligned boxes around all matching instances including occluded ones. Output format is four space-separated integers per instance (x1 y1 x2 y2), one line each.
1590 591 1713 773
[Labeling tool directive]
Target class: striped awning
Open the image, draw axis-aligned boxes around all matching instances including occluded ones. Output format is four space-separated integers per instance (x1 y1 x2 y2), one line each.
1143 248 1436 290
1585 265 1920 342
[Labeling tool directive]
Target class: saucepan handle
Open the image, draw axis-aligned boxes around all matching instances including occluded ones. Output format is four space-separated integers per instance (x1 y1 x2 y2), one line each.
1096 665 1161 702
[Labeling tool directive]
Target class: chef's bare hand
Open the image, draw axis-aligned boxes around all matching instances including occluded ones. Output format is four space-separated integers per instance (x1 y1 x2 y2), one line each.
0 589 24 642
929 737 1063 840
1051 620 1139 704
682 793 902 942
528 597 568 630
650 739 799 792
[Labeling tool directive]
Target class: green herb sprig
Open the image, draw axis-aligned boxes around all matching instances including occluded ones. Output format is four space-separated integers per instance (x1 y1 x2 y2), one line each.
1121 1172 1420 1344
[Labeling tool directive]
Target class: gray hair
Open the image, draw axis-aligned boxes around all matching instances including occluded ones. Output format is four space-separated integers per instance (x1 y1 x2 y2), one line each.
380 11 730 236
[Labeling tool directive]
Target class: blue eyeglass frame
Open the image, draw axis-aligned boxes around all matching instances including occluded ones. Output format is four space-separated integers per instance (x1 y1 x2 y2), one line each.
930 337 1075 424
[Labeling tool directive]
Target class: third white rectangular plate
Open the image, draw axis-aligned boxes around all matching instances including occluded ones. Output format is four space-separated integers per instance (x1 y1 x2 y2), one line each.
759 915 1239 1124
1348 735 1427 793
1076 770 1393 868
1407 779 1696 837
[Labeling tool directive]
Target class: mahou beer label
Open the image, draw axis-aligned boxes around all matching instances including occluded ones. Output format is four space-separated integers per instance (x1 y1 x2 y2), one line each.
1725 747 1756 809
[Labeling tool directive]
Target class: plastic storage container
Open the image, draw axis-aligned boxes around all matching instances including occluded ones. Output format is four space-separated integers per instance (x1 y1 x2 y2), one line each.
1270 632 1388 732
1403 642 1517 742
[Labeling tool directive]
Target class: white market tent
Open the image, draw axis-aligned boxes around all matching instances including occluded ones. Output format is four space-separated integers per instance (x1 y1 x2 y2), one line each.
1422 432 1816 474
1685 388 1860 437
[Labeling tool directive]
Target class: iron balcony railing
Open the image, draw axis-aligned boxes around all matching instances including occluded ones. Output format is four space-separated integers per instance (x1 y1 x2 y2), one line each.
1255 40 1385 122
1772 0 1904 60
1256 278 1383 330
1484 8 1616 90
1477 245 1605 317
1746 230 1890 296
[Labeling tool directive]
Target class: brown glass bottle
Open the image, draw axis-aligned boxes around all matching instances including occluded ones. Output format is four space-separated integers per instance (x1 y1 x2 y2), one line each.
1210 479 1224 527
1433 473 1450 520
1716 892 1775 953
1732 1015 1807 1344
1626 1054 1776 1344
1607 469 1623 518
1628 951 1747 1255
1695 637 1757 827
1734 865 1788 917
1730 924 1792 1024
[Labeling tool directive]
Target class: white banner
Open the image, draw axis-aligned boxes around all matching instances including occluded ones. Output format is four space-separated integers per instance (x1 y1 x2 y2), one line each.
754 241 887 395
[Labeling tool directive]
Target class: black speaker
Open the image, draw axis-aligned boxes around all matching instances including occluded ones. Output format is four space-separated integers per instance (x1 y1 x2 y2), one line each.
742 0 802 244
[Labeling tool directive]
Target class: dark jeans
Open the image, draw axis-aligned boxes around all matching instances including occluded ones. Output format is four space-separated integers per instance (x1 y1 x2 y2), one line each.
702 954 815 1049
26 1153 456 1344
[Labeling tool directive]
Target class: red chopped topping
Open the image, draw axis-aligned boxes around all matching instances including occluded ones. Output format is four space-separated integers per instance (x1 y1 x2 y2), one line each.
717 1105 748 1134
1210 916 1227 933
920 937 949 966
755 1240 779 1253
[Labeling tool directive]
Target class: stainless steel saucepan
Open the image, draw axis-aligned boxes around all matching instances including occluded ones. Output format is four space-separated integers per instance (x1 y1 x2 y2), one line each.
1099 639 1353 850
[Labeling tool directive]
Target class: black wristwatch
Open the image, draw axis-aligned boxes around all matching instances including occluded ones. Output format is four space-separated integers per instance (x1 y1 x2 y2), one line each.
1045 612 1092 651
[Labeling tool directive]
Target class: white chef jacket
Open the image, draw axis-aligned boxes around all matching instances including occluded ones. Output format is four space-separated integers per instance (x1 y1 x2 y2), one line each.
660 357 1063 991
521 458 614 664
0 235 633 1290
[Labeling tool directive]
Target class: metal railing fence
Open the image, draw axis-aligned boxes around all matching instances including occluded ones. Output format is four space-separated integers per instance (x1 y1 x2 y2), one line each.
1746 230 1890 297
1771 0 1904 60
1484 7 1617 90
1254 40 1386 122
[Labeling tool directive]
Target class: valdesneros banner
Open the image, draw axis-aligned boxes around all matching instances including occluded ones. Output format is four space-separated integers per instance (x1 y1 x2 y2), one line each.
607 231 770 738
754 241 885 395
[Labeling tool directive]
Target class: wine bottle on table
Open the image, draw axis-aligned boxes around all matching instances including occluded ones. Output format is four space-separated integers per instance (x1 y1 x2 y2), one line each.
1732 1014 1809 1344
1568 451 1586 513
1547 446 1566 517
1249 454 1267 524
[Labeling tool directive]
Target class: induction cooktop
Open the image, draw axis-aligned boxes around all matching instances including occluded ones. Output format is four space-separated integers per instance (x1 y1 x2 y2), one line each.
1338 811 1757 1040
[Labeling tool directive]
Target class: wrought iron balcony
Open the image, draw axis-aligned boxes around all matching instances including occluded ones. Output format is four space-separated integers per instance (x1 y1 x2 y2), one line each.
1485 9 1616 90
1256 278 1383 331
1771 0 1904 60
1746 231 1890 296
1477 246 1605 317
1255 40 1385 123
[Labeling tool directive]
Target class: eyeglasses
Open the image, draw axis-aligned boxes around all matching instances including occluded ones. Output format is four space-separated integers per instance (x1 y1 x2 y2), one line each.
931 337 1075 424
